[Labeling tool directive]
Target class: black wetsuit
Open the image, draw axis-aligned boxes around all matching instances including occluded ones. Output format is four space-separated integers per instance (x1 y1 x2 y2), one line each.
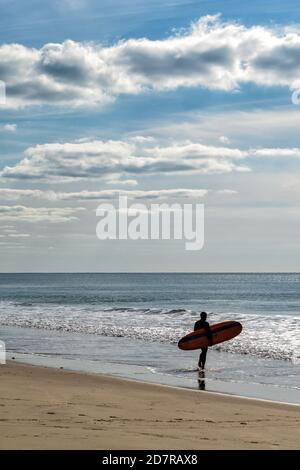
194 319 213 369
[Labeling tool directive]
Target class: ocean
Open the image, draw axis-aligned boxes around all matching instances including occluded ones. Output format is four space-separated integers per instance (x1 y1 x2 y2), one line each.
0 273 299 403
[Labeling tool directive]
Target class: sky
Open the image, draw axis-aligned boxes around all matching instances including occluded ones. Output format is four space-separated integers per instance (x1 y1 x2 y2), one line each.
1 0 300 272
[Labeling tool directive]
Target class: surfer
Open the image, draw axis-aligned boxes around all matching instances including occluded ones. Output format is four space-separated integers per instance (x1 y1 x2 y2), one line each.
194 312 213 370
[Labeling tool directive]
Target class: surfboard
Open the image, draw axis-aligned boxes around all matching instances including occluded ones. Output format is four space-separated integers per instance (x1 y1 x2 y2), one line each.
178 321 242 351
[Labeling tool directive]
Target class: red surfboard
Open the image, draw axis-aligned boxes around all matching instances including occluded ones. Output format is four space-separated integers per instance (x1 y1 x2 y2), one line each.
178 321 242 351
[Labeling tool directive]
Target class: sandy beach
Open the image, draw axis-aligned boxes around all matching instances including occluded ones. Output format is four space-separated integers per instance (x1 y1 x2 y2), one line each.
0 362 299 450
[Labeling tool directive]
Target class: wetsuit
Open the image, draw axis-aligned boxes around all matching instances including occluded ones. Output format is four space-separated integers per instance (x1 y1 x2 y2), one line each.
194 319 213 369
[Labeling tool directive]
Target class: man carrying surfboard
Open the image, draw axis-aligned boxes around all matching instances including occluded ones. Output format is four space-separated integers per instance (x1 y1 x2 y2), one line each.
194 312 213 370
178 318 242 369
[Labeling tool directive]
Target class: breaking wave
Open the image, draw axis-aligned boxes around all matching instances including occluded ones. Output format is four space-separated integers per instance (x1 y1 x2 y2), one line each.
0 300 299 362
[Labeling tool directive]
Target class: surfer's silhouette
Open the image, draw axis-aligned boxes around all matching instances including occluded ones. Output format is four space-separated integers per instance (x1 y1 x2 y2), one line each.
194 312 213 370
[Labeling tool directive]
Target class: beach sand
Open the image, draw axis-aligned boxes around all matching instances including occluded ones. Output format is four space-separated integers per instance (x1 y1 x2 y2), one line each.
0 362 299 450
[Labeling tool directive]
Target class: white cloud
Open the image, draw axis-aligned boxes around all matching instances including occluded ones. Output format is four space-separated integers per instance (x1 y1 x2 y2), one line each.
0 188 209 202
0 205 85 222
0 189 46 201
1 16 300 109
251 148 300 158
2 133 300 187
219 136 230 145
0 139 250 182
1 123 17 132
128 136 156 144
105 178 138 186
57 188 210 201
217 189 238 194
3 233 30 238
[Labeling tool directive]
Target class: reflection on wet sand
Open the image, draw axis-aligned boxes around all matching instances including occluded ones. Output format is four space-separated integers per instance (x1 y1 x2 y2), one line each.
198 370 206 390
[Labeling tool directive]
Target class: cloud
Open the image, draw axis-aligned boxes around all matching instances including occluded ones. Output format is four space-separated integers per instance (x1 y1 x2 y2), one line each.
0 188 209 202
0 139 250 182
128 136 156 144
57 189 209 202
105 178 138 186
251 148 300 158
217 189 238 194
52 188 210 201
1 123 17 132
0 205 85 222
1 16 300 108
219 136 230 145
0 189 47 201
0 232 31 238
2 134 300 185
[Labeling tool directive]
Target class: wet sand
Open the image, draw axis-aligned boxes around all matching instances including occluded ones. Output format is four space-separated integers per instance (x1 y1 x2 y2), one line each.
0 362 299 450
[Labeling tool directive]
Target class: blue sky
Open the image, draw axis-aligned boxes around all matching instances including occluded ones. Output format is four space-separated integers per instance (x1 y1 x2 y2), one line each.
2 0 300 46
0 0 300 271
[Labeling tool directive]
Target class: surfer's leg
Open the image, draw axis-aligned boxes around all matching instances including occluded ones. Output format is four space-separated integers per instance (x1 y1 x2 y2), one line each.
198 351 202 369
200 347 208 369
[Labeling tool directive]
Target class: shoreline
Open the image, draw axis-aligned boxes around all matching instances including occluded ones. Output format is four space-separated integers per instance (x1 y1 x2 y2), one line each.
1 361 299 450
7 358 300 408
2 322 299 406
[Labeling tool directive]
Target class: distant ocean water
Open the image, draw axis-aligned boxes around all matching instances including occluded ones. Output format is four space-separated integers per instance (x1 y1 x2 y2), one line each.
0 273 299 402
